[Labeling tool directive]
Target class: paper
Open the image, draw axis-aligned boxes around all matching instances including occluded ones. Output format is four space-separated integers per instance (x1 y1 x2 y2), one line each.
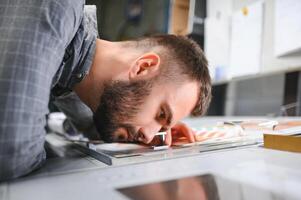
275 0 301 56
229 1 264 78
172 123 257 147
205 17 231 81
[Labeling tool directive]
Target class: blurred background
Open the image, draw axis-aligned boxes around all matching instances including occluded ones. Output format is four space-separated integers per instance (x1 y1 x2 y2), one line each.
85 0 301 117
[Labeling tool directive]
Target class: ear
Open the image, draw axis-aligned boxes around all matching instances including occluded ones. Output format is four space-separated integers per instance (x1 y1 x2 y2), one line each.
129 52 161 81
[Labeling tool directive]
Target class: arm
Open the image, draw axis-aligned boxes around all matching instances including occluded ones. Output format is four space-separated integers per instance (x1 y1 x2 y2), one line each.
0 0 84 181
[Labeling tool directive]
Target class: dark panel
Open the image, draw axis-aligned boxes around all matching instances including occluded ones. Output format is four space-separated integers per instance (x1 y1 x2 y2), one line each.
189 0 206 48
233 74 285 116
207 83 227 116
194 0 206 18
86 0 170 41
297 72 301 116
283 71 299 116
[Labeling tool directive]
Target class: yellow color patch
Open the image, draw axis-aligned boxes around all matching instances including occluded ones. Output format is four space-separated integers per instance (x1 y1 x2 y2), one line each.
242 7 249 16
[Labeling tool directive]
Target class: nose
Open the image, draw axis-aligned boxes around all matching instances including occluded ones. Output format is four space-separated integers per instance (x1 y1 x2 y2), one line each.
138 123 163 144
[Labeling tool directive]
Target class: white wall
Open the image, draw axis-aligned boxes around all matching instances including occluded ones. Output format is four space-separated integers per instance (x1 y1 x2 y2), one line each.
207 0 301 76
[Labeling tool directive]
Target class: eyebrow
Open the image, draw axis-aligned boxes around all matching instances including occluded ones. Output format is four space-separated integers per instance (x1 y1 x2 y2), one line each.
164 103 173 127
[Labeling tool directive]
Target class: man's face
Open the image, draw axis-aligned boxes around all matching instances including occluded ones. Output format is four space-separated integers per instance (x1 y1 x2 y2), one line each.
93 79 199 144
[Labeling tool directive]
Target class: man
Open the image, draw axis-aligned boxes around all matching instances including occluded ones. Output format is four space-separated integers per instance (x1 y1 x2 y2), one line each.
0 0 211 181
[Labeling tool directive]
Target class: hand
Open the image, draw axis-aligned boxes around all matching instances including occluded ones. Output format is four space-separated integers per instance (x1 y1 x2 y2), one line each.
164 121 196 146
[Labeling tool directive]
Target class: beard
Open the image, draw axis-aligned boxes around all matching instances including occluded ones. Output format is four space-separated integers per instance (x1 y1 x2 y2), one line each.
93 80 153 142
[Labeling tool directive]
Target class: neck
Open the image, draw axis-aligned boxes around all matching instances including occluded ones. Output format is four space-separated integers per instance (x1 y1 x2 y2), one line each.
73 39 133 112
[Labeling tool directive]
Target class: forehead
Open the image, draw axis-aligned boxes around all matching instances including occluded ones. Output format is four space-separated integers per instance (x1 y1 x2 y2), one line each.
168 81 199 121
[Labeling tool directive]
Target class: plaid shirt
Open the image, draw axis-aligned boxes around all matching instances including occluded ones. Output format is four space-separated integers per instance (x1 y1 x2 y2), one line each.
0 0 97 181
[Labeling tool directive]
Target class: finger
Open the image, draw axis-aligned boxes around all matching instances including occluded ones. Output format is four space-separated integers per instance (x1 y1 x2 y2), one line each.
174 122 195 143
183 125 195 143
164 129 172 146
180 123 195 143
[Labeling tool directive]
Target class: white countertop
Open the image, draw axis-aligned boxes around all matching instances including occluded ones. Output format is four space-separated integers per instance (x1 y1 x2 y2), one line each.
1 116 301 200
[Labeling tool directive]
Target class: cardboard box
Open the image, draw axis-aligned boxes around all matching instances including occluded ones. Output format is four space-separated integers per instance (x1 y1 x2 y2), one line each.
170 0 190 35
264 134 301 153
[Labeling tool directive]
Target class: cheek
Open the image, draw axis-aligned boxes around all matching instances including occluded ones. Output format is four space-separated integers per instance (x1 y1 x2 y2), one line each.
132 103 157 126
131 86 164 126
134 110 152 126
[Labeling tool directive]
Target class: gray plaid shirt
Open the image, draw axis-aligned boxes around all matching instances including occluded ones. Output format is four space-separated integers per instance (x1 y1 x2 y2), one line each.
0 0 98 181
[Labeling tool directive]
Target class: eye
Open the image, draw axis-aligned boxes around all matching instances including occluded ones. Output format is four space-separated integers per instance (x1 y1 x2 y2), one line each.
117 135 125 142
158 108 166 120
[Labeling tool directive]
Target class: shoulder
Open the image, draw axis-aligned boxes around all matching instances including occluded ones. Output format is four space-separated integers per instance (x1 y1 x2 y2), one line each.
43 0 86 41
83 5 99 37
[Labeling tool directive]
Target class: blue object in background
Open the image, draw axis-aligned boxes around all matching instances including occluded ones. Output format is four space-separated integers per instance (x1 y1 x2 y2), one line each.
126 0 143 23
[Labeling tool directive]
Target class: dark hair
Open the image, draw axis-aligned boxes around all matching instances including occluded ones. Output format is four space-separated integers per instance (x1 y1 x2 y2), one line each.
134 35 212 116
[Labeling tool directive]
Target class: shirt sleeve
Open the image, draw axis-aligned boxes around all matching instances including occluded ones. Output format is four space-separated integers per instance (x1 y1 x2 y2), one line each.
0 0 85 181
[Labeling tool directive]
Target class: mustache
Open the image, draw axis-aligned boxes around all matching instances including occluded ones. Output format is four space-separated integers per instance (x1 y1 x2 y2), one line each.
119 123 138 142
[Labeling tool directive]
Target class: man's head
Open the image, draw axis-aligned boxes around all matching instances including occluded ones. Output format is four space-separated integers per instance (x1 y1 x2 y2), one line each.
92 35 211 144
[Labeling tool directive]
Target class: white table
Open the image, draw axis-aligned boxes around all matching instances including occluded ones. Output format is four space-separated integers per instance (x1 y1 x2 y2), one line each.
1 117 301 200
